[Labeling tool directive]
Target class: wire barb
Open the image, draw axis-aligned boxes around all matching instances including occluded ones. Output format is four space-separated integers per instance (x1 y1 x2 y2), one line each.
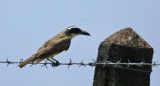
41 60 48 68
79 60 86 67
6 58 10 66
68 59 72 69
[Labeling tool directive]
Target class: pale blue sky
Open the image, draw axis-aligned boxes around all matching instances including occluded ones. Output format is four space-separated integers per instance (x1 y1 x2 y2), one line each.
0 0 160 86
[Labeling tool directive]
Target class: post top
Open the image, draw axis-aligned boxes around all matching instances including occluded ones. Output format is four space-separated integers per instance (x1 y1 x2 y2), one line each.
101 27 152 48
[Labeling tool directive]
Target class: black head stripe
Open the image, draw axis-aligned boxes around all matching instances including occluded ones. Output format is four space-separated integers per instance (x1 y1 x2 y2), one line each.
67 28 81 35
70 28 81 34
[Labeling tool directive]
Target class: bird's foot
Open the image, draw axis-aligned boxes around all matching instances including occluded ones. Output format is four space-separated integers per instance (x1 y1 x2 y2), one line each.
47 59 59 67
51 61 59 67
53 60 59 67
50 59 60 67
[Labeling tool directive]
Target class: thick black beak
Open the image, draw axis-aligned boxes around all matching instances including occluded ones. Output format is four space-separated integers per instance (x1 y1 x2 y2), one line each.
81 30 90 36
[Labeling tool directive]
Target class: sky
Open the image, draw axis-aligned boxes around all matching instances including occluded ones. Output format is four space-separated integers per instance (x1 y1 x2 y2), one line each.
0 0 160 86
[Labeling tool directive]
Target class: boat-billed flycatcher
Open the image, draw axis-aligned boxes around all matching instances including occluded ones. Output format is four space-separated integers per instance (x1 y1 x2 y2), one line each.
18 26 90 68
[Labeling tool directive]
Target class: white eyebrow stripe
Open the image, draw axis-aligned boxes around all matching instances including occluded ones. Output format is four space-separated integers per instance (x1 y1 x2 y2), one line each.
67 26 78 30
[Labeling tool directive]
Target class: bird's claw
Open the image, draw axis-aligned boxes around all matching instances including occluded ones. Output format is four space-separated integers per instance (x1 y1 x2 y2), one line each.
51 61 59 67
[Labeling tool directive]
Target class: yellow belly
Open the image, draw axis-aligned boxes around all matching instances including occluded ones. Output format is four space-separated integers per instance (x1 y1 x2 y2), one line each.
47 52 62 60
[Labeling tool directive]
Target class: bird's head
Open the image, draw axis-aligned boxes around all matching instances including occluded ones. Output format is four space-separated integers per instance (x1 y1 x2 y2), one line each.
66 26 90 39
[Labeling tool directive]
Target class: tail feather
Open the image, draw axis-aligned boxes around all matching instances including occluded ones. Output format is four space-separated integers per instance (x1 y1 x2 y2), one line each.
18 55 36 68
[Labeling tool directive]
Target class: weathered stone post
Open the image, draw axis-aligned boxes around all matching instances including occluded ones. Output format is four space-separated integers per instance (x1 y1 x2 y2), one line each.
93 28 153 86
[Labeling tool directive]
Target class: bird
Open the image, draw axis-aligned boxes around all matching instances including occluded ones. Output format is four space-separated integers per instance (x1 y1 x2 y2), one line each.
18 26 90 68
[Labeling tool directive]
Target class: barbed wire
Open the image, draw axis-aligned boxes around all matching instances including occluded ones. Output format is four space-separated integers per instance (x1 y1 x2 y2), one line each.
0 58 159 72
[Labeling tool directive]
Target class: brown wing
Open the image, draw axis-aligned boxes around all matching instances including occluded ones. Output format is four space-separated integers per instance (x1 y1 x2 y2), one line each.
37 37 71 59
18 37 71 68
